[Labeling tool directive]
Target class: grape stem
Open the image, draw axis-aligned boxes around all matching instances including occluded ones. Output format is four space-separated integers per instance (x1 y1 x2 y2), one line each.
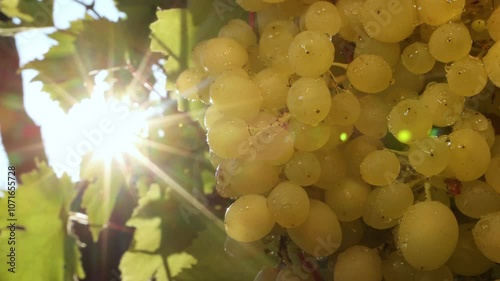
297 251 323 281
331 62 348 69
424 182 432 201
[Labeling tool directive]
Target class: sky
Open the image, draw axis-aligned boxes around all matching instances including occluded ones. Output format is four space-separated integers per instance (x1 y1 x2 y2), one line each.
0 0 164 188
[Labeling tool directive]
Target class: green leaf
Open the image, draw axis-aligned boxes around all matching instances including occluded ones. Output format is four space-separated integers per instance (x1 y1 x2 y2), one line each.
0 0 54 27
0 162 84 281
80 156 125 242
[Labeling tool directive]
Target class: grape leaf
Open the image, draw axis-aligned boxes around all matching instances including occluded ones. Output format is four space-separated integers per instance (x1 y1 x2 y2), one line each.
0 162 84 281
1 0 53 26
80 156 125 242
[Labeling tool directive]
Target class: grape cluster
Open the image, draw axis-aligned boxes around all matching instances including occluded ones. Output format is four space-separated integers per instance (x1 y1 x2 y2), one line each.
176 0 500 280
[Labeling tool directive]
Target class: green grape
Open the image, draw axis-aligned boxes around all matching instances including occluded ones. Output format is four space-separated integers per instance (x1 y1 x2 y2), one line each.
218 19 257 47
343 135 384 179
281 0 309 17
324 91 361 126
354 95 391 138
447 223 494 276
355 37 401 66
361 0 418 43
401 42 436 75
276 266 315 281
388 99 434 144
408 137 450 176
210 73 262 121
473 211 500 262
428 23 472 63
336 0 365 42
315 147 347 189
204 104 224 130
446 56 488 97
262 19 299 36
485 155 500 193
267 181 310 228
416 0 465 26
254 267 279 281
304 1 342 36
396 201 459 270
247 111 276 133
447 129 491 181
258 22 295 73
209 149 223 169
334 246 383 281
288 30 335 77
488 6 500 41
482 41 500 87
415 265 453 281
492 135 500 157
236 0 270 11
339 219 366 250
284 151 321 186
362 188 400 229
262 0 285 3
253 125 295 165
382 251 417 281
247 44 267 74
453 109 495 148
382 87 419 107
347 55 393 93
253 68 289 110
376 182 414 219
287 77 331 125
216 158 279 197
320 124 353 150
325 177 372 222
360 150 400 186
389 62 425 93
289 118 331 152
199 37 249 74
207 117 250 159
225 194 275 242
287 199 342 257
176 67 210 101
419 82 465 127
455 180 500 218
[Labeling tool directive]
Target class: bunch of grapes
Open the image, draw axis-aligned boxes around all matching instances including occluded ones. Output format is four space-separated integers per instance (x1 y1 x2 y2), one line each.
176 0 500 280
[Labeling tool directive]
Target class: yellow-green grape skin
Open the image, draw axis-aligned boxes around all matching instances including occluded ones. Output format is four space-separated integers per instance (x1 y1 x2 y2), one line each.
339 219 366 251
447 223 494 276
446 56 488 97
281 0 309 17
287 199 342 257
343 135 384 179
207 117 250 159
325 177 371 222
482 41 500 87
428 23 472 63
408 137 450 177
287 77 331 125
215 158 280 197
336 0 365 42
492 135 500 157
288 31 335 77
488 6 500 41
266 181 310 228
447 129 491 181
199 37 249 74
485 155 500 193
419 83 465 127
254 267 279 281
258 23 294 73
376 182 414 219
224 194 275 242
354 95 390 138
176 67 208 101
253 126 295 165
204 104 224 130
315 147 348 189
390 62 425 93
416 0 465 26
455 180 500 218
247 111 276 133
325 91 361 126
382 252 417 281
360 150 400 186
354 38 401 66
415 265 453 281
210 73 262 121
263 20 299 37
262 0 285 3
236 0 270 11
382 88 419 107
218 19 257 47
361 0 418 43
472 211 500 262
276 266 315 281
387 99 433 144
304 1 342 36
401 42 436 75
247 44 267 74
289 118 331 152
396 201 459 270
333 246 383 281
347 55 393 93
253 68 290 110
320 124 353 150
284 151 321 186
453 109 496 148
362 188 399 229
